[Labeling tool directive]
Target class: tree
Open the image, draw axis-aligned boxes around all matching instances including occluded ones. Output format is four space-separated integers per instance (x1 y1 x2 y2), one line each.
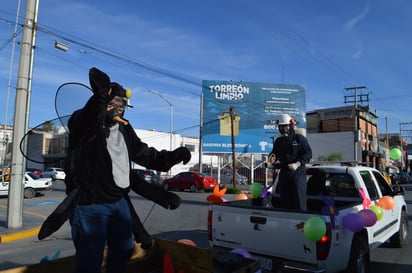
317 152 344 162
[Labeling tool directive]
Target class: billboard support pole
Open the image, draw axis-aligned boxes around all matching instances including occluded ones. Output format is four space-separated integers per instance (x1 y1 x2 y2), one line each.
230 106 236 188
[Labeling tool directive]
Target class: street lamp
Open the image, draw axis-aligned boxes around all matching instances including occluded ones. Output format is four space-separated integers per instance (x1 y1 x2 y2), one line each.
54 41 69 52
148 90 173 152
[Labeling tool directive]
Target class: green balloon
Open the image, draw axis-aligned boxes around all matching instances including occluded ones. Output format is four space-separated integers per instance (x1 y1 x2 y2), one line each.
249 183 263 198
304 216 326 241
390 148 402 160
369 205 384 221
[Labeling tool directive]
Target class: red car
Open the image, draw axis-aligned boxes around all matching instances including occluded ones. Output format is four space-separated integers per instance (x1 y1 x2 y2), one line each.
163 171 216 192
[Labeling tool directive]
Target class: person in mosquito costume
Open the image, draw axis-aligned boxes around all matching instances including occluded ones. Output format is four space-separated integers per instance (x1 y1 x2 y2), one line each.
38 67 191 273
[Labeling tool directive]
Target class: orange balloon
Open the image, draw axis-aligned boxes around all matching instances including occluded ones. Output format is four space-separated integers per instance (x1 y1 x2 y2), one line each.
378 196 394 210
235 193 249 200
178 239 197 246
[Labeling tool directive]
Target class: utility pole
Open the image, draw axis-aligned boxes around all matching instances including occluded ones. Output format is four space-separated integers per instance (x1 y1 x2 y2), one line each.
399 122 412 172
198 93 203 173
344 85 368 162
230 106 237 188
7 0 39 228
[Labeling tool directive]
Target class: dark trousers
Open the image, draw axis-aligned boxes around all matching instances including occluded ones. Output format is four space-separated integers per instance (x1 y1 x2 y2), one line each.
278 167 307 210
70 198 134 273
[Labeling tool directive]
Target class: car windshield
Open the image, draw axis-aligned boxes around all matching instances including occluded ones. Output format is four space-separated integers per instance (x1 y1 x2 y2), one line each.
27 172 40 180
197 172 207 177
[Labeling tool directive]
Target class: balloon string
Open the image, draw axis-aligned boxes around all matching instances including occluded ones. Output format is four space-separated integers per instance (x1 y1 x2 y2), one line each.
142 202 157 225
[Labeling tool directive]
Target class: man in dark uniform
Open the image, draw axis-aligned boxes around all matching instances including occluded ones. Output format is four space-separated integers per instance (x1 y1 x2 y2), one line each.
270 114 312 210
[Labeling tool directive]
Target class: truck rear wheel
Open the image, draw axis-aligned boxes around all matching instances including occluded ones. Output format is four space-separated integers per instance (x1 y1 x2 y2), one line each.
390 210 408 248
346 234 369 273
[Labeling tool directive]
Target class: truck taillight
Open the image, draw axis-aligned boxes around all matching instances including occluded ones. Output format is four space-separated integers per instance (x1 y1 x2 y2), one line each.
207 207 213 241
316 223 332 260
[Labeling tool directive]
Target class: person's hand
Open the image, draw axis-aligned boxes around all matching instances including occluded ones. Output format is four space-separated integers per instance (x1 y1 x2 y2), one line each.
172 147 191 164
288 161 301 171
164 191 181 209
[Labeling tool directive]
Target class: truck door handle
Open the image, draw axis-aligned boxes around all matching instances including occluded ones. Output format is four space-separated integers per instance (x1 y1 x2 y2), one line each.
250 216 267 225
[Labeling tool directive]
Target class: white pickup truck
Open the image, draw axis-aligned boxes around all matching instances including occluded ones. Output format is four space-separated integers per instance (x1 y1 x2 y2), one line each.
208 164 409 273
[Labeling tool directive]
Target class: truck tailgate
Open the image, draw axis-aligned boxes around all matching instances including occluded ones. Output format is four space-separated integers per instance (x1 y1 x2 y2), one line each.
210 202 319 264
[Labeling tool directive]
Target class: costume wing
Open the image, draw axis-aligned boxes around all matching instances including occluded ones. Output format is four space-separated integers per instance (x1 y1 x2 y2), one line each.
21 82 92 164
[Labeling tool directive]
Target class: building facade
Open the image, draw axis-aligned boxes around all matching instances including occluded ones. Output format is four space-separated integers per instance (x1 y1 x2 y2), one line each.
306 105 384 169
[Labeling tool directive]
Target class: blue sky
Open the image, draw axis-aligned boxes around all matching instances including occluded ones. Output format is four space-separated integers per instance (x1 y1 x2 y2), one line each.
0 0 411 138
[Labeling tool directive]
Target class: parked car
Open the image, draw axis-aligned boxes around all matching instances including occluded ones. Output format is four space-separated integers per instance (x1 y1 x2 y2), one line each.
213 169 248 185
0 172 53 198
41 167 66 181
163 171 216 192
132 169 159 184
0 167 10 182
237 167 274 183
392 172 412 184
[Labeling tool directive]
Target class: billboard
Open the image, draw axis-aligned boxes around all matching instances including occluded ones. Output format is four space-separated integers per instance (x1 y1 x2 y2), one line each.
202 80 306 154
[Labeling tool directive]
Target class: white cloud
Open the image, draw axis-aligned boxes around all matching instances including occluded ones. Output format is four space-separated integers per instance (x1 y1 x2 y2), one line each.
343 5 370 33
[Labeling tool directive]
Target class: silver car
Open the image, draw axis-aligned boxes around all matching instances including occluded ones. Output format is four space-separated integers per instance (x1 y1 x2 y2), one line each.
213 170 248 185
41 167 66 181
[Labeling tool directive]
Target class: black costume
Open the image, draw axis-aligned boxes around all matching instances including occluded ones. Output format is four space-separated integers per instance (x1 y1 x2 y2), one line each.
271 127 312 210
38 67 191 273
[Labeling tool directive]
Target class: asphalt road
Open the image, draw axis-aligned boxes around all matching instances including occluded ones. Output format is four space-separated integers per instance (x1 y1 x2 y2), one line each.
0 181 411 272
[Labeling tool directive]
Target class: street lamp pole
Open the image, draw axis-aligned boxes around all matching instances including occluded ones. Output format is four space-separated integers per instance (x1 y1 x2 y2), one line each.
148 90 173 153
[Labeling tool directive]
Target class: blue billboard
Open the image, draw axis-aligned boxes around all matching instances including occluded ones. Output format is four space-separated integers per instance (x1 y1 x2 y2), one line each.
202 80 306 154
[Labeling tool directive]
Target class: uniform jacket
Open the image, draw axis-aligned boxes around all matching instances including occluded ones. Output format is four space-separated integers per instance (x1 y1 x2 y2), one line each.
272 129 312 169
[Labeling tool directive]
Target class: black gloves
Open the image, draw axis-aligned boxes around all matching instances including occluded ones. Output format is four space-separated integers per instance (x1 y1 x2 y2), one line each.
172 147 191 165
130 171 181 210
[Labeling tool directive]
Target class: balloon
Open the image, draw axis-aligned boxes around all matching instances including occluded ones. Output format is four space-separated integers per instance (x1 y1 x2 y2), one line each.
390 148 402 160
343 213 365 232
235 193 249 200
206 185 228 203
178 239 197 246
358 209 377 227
249 183 263 198
231 248 253 259
303 216 326 241
378 196 394 210
369 205 384 221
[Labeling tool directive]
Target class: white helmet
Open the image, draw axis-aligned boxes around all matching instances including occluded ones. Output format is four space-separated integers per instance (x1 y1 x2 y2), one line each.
276 114 296 125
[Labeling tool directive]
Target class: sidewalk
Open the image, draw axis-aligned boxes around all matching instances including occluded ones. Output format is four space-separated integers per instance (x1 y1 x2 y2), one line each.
0 205 45 243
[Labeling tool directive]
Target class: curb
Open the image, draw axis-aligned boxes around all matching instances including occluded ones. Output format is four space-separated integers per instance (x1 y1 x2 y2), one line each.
0 206 46 243
0 226 41 243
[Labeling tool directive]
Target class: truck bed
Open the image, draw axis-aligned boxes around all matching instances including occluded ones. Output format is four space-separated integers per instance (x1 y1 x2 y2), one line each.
219 195 362 213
